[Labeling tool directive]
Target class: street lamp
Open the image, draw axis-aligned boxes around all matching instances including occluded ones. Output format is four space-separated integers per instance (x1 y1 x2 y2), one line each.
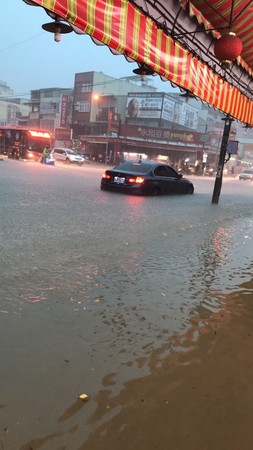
42 17 73 42
132 64 155 81
212 115 234 204
180 90 196 103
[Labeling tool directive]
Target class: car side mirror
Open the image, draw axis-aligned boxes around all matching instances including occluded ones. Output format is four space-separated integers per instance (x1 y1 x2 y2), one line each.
178 173 183 179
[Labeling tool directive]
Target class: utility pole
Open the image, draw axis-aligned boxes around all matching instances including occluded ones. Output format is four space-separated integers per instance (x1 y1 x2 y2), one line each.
212 115 233 204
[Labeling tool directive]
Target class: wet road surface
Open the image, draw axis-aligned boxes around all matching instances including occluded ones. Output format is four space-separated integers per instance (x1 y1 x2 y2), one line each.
1 159 253 449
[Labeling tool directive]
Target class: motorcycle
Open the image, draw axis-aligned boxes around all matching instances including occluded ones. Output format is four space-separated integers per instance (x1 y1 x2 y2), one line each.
39 155 55 165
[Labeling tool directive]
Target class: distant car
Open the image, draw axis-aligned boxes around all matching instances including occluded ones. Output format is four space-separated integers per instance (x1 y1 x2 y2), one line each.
80 152 91 161
100 161 194 196
239 169 253 181
51 148 84 165
203 167 215 176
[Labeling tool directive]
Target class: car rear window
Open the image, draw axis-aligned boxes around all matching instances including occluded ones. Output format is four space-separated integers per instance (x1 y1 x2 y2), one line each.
54 149 64 154
66 149 78 155
114 162 151 173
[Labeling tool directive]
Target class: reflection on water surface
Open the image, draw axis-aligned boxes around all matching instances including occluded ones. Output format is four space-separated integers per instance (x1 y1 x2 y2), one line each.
1 165 253 449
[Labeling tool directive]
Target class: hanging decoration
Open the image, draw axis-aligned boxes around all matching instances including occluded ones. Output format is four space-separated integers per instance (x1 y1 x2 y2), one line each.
214 32 242 69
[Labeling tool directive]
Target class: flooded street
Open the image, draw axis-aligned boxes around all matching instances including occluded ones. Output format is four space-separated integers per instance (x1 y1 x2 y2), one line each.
1 159 253 450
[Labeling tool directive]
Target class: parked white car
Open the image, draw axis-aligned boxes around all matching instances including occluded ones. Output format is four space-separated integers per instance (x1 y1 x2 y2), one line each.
239 169 253 181
51 148 85 165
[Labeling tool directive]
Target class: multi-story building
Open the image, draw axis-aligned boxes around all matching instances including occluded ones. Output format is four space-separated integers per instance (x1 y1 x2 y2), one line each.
27 87 73 134
71 71 227 167
72 71 157 137
0 81 30 126
3 70 242 171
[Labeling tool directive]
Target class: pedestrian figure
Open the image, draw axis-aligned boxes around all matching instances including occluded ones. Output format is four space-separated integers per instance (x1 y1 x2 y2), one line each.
42 146 50 163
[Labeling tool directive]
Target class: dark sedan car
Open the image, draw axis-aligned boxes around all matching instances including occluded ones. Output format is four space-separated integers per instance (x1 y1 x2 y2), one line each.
100 161 194 196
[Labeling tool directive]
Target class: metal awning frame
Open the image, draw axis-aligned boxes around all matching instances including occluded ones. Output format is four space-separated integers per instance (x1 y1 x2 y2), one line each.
23 0 253 126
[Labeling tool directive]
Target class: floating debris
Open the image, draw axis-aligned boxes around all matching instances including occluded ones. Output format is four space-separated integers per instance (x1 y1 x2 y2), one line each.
78 393 89 402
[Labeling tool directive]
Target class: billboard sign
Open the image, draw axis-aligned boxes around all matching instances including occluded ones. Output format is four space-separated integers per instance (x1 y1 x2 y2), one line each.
161 95 199 129
126 92 199 129
121 124 202 144
126 93 163 119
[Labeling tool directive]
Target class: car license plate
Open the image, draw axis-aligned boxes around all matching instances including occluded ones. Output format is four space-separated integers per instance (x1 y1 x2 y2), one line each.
114 176 125 184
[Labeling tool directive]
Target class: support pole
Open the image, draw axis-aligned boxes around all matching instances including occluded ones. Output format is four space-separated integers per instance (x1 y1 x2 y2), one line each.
105 139 109 165
212 116 233 204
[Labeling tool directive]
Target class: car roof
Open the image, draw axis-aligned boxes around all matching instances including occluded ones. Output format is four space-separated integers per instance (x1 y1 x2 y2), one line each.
110 161 177 174
116 161 171 167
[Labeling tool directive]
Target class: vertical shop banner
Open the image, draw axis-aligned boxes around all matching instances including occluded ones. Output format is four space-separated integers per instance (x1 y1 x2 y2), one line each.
108 112 121 133
60 95 68 128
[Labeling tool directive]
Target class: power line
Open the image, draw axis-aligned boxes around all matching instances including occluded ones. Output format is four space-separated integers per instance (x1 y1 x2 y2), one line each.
0 71 173 100
0 32 45 53
0 92 32 98
0 77 149 99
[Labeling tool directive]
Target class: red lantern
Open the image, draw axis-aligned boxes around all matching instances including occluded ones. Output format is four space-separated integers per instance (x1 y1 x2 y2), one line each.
214 32 242 68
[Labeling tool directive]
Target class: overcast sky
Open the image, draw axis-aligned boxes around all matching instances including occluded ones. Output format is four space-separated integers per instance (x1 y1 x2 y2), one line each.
1 1 177 98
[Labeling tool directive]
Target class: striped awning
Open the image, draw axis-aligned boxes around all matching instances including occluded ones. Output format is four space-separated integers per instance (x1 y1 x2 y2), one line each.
23 0 253 125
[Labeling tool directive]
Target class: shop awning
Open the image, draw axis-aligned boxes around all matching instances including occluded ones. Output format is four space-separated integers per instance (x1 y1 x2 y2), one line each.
23 0 253 125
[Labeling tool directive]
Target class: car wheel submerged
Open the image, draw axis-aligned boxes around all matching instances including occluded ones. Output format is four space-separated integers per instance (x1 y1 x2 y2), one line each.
188 185 194 194
65 158 71 164
153 187 161 196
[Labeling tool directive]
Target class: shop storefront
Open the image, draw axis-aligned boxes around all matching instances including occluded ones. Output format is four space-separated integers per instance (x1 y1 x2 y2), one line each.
78 123 218 168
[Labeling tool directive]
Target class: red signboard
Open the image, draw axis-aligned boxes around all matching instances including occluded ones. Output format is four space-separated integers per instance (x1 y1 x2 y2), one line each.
55 128 72 140
60 95 68 128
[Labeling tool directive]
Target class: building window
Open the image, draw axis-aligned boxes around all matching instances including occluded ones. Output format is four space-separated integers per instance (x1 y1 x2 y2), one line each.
74 101 90 112
81 83 92 93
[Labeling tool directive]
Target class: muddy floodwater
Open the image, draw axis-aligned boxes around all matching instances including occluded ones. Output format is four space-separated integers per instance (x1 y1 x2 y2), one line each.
1 160 253 450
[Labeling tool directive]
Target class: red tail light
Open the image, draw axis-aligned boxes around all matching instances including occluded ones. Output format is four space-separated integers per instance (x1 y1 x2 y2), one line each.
102 173 110 179
128 177 144 184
